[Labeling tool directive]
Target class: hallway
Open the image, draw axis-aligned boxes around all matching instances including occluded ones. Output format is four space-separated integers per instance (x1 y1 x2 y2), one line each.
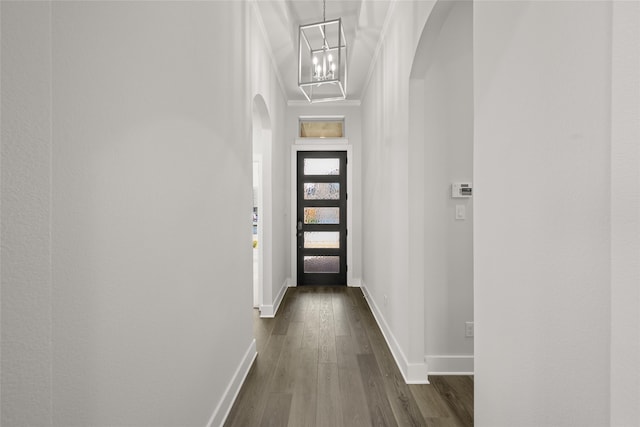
2 1 637 425
225 287 473 427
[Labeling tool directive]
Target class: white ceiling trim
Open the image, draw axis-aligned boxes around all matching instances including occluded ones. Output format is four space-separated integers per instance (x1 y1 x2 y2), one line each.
360 0 398 103
250 0 288 101
287 99 362 107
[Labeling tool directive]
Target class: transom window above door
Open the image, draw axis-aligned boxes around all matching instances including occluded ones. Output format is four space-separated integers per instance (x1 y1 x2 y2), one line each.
299 117 344 138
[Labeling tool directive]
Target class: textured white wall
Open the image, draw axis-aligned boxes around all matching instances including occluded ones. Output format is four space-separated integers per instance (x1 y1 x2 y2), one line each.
2 2 257 425
1 2 53 425
474 2 612 425
416 1 474 372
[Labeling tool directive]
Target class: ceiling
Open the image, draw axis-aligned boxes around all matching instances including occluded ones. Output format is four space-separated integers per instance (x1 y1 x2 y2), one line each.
254 0 393 103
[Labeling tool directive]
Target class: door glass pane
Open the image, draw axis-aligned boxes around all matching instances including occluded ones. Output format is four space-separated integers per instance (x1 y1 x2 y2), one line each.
304 207 340 224
304 158 340 175
304 232 340 249
304 256 340 273
304 183 339 200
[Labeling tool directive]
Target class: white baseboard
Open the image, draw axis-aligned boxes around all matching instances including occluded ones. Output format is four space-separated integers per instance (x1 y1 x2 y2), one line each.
259 279 288 318
426 355 474 375
361 283 429 384
207 338 257 427
348 277 362 287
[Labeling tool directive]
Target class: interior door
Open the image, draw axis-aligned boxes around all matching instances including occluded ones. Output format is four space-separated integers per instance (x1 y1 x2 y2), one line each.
297 151 347 286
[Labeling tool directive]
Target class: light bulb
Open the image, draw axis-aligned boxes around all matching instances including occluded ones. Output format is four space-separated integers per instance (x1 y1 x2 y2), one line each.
331 63 336 72
327 54 333 63
312 56 318 65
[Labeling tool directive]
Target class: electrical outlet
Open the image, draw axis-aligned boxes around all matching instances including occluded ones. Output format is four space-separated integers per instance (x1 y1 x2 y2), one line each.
465 322 474 337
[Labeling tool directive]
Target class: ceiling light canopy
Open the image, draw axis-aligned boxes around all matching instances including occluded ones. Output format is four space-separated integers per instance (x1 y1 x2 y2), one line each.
298 0 347 103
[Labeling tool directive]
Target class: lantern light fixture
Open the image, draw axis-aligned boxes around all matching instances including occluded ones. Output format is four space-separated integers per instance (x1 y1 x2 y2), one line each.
298 0 347 103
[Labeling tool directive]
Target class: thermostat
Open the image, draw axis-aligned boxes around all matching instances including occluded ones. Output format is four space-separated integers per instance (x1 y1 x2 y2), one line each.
451 182 472 198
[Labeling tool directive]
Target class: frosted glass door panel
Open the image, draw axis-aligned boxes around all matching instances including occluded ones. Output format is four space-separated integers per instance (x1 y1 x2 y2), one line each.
304 256 340 273
304 232 340 249
304 207 340 224
303 183 340 200
297 151 347 285
304 158 340 175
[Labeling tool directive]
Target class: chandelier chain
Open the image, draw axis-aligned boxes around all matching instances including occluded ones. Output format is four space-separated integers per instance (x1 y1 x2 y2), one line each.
323 0 326 23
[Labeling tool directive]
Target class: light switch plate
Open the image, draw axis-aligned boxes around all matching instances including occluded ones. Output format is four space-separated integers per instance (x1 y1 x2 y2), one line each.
456 205 466 220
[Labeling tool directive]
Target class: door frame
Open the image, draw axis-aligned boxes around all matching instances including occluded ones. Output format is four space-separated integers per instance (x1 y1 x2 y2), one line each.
252 156 263 308
291 139 353 286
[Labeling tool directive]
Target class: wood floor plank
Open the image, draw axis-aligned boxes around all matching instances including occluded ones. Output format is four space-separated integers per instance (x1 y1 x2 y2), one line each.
288 292 307 320
365 325 426 426
332 291 352 337
316 362 343 427
271 293 294 335
302 294 320 351
429 376 474 427
344 291 373 354
271 314 290 335
286 320 304 337
287 346 319 427
318 329 337 363
424 417 462 427
384 372 428 427
357 353 399 427
302 323 319 351
225 287 474 427
408 383 454 419
303 292 320 325
290 292 308 322
271 334 303 393
253 309 276 353
224 334 285 427
288 393 317 427
350 288 427 427
259 392 292 427
294 346 319 397
318 292 337 363
336 336 373 427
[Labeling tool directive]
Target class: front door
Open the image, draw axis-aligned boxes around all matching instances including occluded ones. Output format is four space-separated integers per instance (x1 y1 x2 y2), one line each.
297 151 347 286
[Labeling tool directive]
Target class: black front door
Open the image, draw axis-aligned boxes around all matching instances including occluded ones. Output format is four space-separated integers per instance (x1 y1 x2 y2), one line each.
297 151 347 286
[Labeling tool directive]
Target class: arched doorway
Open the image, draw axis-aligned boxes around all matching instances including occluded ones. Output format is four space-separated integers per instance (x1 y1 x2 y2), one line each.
252 95 272 310
409 0 474 376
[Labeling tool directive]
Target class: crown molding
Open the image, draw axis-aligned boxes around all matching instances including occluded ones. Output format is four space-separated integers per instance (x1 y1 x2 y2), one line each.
287 99 361 107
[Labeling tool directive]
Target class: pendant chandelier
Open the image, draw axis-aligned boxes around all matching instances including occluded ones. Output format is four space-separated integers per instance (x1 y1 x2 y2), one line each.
298 0 347 103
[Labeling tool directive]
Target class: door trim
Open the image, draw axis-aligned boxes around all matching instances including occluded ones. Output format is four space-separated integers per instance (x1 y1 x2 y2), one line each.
291 142 353 286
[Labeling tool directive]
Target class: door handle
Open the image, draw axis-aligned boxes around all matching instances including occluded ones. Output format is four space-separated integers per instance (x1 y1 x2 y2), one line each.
297 221 303 231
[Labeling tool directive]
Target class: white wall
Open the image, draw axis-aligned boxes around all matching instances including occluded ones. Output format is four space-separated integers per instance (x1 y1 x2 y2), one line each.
2 2 258 425
286 103 363 285
360 1 436 382
1 2 53 425
413 1 474 374
249 3 289 316
474 2 612 426
610 1 640 425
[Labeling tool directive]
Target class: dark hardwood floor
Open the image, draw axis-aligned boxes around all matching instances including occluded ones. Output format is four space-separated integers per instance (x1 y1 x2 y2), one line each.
224 286 473 427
